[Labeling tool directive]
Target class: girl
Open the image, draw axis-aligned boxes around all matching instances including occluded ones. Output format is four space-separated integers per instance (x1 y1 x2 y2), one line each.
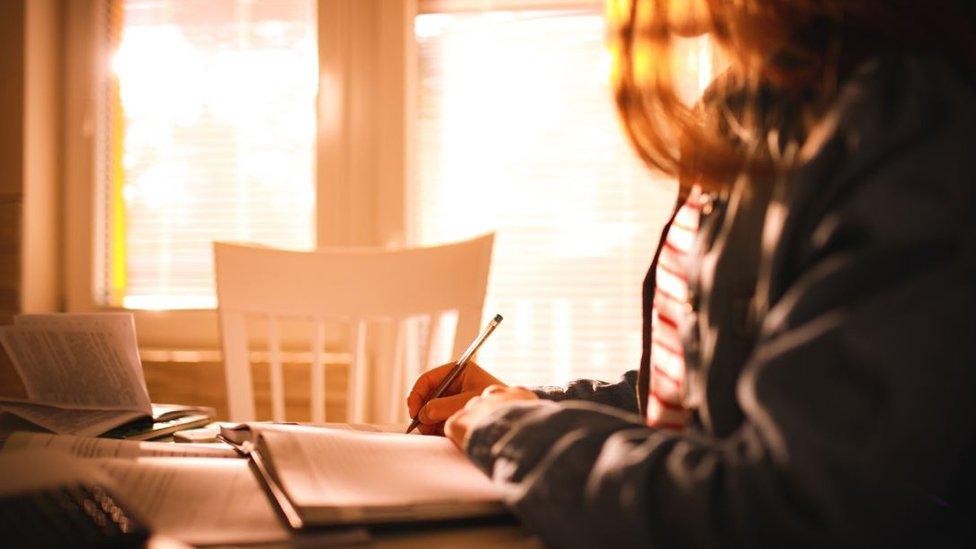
408 1 976 546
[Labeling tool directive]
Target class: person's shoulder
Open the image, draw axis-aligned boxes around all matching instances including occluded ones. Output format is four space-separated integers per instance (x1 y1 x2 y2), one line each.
835 53 976 144
798 53 976 198
784 53 976 250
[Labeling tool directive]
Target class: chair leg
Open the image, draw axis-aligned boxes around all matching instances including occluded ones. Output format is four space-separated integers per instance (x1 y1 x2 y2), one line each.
311 320 326 424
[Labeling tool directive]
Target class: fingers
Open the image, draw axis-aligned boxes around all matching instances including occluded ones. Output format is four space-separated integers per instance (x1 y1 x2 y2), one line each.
507 385 538 399
481 384 507 397
444 412 464 448
418 391 480 424
446 390 541 449
407 362 456 418
406 361 482 417
407 389 424 420
418 421 444 437
465 395 483 410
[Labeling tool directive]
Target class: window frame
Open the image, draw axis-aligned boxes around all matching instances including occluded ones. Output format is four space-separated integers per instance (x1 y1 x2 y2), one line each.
63 0 417 349
62 0 605 350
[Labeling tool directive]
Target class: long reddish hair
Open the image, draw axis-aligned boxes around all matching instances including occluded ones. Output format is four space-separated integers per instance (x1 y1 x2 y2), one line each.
609 0 976 191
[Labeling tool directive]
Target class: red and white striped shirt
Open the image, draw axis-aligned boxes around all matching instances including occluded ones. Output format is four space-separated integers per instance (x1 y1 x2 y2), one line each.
646 186 702 430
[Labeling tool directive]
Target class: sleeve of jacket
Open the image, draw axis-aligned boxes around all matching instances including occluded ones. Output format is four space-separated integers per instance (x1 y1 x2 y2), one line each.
463 56 976 549
530 369 639 414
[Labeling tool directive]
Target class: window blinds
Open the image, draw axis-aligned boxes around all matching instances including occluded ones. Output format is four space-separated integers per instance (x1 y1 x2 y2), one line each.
105 0 317 309
413 9 711 386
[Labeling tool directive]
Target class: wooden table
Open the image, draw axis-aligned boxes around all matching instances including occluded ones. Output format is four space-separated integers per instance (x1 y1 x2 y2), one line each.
0 415 542 548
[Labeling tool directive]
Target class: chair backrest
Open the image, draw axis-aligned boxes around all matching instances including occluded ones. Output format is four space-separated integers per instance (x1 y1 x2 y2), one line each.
213 233 494 423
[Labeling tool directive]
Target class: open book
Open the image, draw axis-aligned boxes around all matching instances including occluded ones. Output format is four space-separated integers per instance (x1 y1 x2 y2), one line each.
0 314 211 437
2 430 240 459
220 423 507 527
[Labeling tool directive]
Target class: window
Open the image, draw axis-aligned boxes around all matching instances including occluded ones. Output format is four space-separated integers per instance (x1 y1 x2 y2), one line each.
413 6 713 385
69 0 710 370
101 0 318 310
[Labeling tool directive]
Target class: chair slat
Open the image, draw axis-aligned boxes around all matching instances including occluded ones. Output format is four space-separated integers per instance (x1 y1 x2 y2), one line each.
424 312 444 372
311 319 327 423
214 235 493 424
220 311 255 421
347 319 367 423
388 319 407 423
402 318 422 415
268 315 285 422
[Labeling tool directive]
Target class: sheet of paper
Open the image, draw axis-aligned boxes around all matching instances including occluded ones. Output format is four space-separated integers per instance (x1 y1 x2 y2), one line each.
258 426 501 509
0 314 150 413
98 457 287 545
218 421 406 446
3 431 241 460
0 449 110 497
0 401 145 437
14 313 145 389
315 422 406 433
96 457 367 546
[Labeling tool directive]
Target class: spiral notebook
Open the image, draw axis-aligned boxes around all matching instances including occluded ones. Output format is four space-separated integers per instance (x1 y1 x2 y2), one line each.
219 424 506 528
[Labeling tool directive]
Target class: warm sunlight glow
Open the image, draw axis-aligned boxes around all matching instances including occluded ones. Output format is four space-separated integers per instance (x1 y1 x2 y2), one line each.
673 35 714 105
413 10 713 386
107 0 317 309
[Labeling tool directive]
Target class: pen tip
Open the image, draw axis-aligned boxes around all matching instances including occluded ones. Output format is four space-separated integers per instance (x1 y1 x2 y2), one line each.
494 314 503 322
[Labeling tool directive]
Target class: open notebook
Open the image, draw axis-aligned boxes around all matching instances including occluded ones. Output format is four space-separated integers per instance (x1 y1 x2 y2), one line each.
0 314 211 437
220 424 507 527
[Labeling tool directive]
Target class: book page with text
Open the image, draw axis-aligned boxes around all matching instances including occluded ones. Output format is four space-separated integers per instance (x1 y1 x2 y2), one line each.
15 313 145 390
0 450 110 497
3 431 240 460
98 457 290 545
0 319 150 413
0 402 146 437
96 457 368 546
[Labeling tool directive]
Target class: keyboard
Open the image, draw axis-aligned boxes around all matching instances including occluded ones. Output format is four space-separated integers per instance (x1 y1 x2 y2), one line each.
0 483 150 548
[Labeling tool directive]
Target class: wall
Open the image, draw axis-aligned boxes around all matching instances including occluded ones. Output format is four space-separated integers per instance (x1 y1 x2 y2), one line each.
144 360 349 422
0 0 63 399
22 0 62 314
0 1 26 326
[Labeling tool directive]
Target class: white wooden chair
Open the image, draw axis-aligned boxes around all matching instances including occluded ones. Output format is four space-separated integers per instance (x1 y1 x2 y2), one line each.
213 234 494 424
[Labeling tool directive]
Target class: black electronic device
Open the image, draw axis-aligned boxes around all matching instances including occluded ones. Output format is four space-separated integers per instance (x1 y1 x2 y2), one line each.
0 483 150 548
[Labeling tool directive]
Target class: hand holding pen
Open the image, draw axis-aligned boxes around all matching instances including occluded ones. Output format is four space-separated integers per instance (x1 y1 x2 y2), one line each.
406 315 505 435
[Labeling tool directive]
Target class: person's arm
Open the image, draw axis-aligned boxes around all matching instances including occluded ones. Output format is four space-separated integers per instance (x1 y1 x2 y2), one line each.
407 363 639 434
531 369 638 412
459 57 976 548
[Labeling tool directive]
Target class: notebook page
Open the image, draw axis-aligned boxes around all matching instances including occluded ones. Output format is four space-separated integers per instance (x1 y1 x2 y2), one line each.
258 426 501 509
3 431 240 460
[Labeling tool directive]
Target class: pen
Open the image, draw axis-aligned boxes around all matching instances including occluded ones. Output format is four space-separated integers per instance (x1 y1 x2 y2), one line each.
405 314 503 434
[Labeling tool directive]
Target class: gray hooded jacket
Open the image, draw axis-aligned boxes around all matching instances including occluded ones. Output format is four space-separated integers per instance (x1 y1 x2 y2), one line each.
464 55 976 548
